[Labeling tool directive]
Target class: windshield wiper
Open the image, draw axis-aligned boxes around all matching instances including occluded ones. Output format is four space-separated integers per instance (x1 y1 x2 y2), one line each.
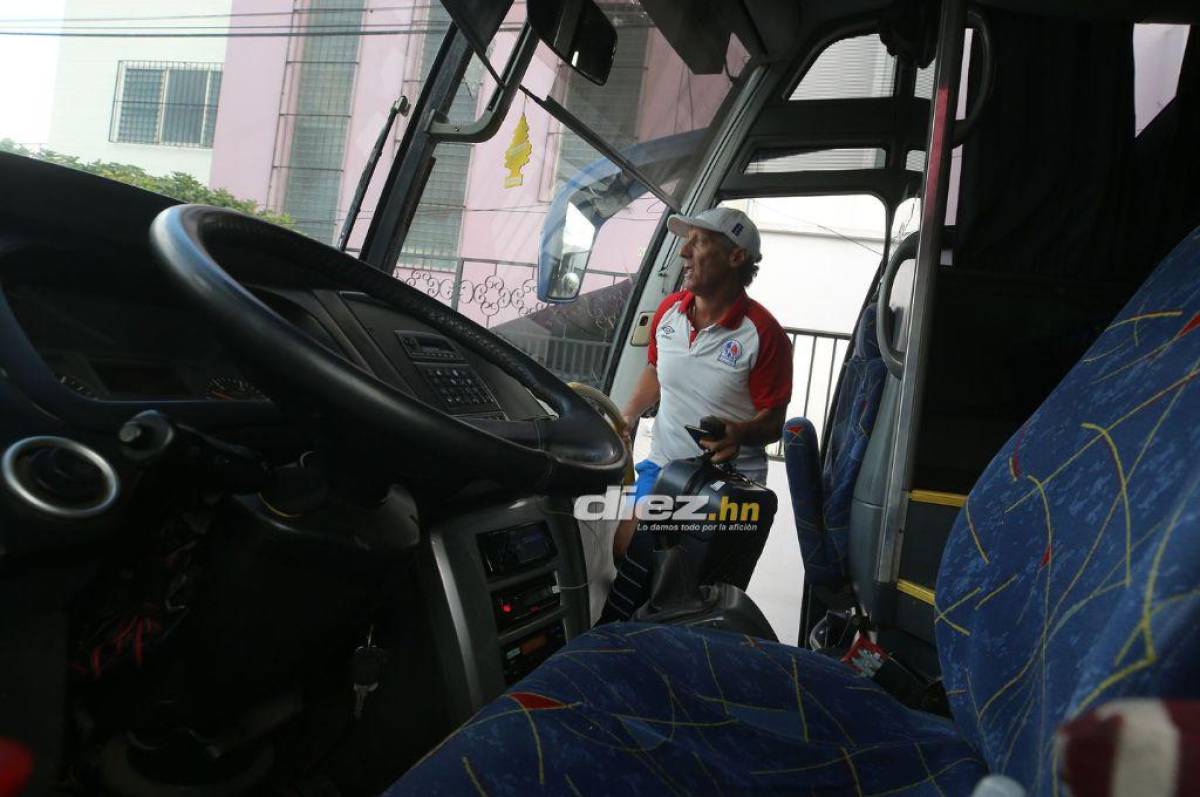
338 96 410 252
521 88 681 214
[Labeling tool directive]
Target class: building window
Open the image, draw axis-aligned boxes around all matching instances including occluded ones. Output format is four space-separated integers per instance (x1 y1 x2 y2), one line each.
399 4 477 269
110 61 222 148
277 0 367 244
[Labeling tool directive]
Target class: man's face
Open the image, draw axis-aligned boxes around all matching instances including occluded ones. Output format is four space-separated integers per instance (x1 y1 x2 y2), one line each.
679 227 743 296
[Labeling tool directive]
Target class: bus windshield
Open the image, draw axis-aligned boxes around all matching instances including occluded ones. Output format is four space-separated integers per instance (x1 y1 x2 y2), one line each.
0 0 753 387
395 1 752 385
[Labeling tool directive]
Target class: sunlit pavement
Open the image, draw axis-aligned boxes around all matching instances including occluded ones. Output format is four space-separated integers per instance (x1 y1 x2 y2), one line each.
745 460 804 645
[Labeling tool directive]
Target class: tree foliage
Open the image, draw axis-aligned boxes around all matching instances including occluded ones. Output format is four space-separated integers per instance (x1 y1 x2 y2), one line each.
0 139 293 228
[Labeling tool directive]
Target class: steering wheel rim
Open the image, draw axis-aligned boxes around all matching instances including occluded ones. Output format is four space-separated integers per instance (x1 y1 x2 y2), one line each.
149 205 627 495
567 382 635 485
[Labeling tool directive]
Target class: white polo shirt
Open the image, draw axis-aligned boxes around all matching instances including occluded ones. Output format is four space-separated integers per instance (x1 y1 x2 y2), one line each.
648 290 793 473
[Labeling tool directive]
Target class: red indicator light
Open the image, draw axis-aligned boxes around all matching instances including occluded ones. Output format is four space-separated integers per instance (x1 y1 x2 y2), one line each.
502 604 512 613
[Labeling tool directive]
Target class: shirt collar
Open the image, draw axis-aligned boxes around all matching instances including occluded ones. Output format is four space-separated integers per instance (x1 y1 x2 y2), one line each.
679 291 749 330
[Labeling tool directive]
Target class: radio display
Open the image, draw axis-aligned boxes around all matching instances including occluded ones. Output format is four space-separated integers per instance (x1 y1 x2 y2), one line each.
478 522 558 577
395 331 463 362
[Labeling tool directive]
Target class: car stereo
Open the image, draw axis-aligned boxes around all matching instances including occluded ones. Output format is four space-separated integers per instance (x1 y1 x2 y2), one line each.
478 522 558 578
395 331 463 363
501 622 566 685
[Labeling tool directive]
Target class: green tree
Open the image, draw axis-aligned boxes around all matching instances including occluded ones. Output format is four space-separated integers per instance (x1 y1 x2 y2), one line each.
0 139 293 228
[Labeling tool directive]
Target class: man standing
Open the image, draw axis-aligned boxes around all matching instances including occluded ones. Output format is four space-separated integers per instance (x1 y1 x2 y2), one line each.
603 207 792 621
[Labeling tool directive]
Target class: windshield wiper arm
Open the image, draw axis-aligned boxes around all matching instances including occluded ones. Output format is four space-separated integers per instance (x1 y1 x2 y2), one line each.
522 88 681 214
338 96 410 252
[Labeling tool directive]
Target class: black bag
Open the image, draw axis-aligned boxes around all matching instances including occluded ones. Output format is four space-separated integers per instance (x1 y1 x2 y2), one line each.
648 456 777 590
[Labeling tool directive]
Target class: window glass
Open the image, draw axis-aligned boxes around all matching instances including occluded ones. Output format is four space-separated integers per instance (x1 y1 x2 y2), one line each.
522 4 750 207
790 34 896 100
161 69 209 146
2 1 459 247
914 63 935 99
891 196 921 244
114 67 164 145
0 1 752 389
398 89 664 386
746 147 886 174
1133 24 1190 135
275 0 367 243
394 2 755 386
111 62 221 148
913 28 973 103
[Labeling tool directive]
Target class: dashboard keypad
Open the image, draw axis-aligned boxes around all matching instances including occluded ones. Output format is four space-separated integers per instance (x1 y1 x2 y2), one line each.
421 364 498 412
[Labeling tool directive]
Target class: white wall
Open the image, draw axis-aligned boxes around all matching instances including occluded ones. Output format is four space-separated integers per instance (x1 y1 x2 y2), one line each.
46 0 231 180
0 1 66 147
733 195 886 333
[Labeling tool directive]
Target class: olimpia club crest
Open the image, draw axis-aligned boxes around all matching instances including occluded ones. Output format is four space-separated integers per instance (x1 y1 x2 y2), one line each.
718 339 742 366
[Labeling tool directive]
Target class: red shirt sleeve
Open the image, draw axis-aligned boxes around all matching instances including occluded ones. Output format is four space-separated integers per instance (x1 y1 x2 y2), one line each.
747 305 793 410
647 292 685 366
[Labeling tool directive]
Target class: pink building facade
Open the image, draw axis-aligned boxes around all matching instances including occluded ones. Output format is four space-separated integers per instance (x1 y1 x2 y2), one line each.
208 1 742 337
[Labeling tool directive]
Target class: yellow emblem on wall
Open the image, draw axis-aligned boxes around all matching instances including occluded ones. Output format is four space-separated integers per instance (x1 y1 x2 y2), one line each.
503 112 532 188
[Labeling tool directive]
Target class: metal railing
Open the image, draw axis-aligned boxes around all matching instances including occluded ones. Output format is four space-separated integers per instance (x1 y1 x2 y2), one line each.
390 253 854 443
392 253 632 387
767 326 852 460
494 331 614 387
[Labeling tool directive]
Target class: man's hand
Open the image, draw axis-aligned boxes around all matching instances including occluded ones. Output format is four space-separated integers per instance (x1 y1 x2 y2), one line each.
618 417 635 447
697 406 789 464
698 420 745 464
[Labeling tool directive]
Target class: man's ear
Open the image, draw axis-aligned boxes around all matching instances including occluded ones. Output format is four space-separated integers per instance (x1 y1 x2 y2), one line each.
728 247 748 270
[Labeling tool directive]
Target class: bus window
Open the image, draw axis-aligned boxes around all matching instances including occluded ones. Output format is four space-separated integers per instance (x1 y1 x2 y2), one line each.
790 34 896 100
1134 24 1190 134
396 4 752 388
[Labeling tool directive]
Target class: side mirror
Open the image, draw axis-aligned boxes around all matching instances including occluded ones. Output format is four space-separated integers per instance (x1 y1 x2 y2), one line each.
540 202 598 303
527 0 617 86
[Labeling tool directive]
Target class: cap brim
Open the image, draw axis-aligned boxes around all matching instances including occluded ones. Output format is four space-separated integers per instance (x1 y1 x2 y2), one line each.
667 214 722 238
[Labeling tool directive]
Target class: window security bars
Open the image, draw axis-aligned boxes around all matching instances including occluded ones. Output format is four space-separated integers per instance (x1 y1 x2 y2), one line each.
111 61 222 148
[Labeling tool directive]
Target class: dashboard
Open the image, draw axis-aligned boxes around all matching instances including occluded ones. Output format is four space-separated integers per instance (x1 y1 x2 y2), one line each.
0 241 546 425
7 281 266 402
0 159 601 765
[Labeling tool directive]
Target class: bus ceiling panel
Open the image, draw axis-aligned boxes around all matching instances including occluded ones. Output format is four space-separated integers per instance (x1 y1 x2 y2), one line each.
640 0 810 67
744 99 930 150
718 169 921 205
741 0 805 59
979 0 1200 24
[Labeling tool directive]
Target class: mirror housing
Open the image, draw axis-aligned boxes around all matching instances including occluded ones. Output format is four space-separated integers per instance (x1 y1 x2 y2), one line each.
539 198 601 304
438 0 513 67
537 130 705 303
527 0 617 86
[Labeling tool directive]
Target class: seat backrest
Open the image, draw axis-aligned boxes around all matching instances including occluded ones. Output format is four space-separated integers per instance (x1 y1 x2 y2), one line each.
785 303 888 588
936 227 1200 792
822 303 888 534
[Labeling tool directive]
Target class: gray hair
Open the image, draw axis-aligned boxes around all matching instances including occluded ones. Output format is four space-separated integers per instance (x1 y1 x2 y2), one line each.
715 234 760 287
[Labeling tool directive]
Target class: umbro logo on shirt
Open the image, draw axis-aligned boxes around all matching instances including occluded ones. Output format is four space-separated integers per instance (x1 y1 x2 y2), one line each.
660 324 675 338
718 339 742 366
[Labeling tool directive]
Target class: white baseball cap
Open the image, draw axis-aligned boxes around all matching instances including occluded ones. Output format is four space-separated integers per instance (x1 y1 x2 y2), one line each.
667 207 762 263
